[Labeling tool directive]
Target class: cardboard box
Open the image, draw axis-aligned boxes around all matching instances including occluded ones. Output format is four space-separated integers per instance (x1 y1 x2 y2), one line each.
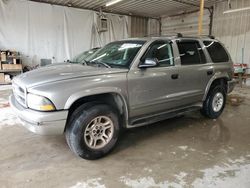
0 73 5 83
2 64 22 70
0 52 7 62
5 74 11 82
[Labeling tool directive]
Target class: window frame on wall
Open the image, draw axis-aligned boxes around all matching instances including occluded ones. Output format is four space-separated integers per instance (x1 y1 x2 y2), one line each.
177 40 207 66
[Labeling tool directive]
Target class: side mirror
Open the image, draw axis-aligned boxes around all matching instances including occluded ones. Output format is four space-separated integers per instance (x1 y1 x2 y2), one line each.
139 58 159 68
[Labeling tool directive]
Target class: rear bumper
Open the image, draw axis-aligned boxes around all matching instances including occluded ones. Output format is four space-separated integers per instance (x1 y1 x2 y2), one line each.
227 79 237 93
9 94 68 135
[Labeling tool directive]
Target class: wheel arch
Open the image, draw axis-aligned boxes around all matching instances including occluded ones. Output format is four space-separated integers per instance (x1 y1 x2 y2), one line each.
203 74 229 101
65 90 129 129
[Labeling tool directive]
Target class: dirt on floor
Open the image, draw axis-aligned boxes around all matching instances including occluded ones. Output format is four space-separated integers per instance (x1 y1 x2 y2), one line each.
0 85 250 188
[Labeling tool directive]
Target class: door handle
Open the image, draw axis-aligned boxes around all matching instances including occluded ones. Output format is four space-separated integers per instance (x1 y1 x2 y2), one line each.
171 74 179 79
207 70 213 75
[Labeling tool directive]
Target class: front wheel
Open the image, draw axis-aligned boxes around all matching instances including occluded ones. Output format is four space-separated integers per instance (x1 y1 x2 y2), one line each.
201 85 226 119
65 103 120 160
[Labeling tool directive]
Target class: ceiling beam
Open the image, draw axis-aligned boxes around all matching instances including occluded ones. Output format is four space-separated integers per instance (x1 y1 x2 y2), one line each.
172 0 210 9
167 9 199 17
29 0 159 19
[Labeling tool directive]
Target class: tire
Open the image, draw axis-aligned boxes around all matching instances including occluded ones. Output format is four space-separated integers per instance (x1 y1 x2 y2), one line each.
65 102 120 160
201 85 226 119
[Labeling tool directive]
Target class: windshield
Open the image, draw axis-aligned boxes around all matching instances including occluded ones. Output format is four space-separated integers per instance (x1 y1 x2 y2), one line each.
71 48 100 63
85 40 145 68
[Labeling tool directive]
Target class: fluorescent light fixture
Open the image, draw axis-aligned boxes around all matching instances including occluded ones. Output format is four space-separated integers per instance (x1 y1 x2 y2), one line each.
106 0 123 7
223 7 250 14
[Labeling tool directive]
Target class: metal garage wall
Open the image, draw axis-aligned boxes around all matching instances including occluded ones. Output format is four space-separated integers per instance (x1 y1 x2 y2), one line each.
129 16 148 37
212 0 250 68
128 17 160 37
0 0 128 65
161 10 210 36
148 18 160 36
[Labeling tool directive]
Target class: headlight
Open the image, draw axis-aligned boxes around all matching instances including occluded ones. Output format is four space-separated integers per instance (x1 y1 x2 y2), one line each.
27 93 56 111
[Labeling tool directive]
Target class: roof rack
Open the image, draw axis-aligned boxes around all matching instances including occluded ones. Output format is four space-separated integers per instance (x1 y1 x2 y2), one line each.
176 33 183 37
143 33 215 39
161 33 183 38
208 35 215 39
144 33 183 38
174 34 215 39
198 35 215 39
175 34 216 39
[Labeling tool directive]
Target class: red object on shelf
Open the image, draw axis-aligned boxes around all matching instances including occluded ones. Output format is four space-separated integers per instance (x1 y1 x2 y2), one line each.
233 63 248 69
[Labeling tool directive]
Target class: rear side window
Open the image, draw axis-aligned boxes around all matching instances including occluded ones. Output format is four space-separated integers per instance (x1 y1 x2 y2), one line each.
203 41 229 63
177 41 206 65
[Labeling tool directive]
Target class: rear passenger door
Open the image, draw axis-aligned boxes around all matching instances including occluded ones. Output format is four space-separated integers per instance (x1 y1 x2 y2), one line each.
176 40 213 105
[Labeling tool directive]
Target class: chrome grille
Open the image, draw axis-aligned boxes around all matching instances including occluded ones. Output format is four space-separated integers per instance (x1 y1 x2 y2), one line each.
12 82 27 108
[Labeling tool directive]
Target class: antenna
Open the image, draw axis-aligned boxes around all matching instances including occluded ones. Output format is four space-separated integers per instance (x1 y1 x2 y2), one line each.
177 33 183 37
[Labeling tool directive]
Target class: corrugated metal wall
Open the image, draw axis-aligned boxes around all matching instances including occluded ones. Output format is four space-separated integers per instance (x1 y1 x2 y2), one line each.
148 18 160 36
212 0 250 67
161 10 211 36
128 17 160 37
160 0 250 69
129 16 148 37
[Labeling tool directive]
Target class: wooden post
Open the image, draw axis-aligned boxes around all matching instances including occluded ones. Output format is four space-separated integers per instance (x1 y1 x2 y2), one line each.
198 0 205 35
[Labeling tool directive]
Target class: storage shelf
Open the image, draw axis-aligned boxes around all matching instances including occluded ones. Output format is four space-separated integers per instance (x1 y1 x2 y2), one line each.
0 69 22 73
0 82 11 85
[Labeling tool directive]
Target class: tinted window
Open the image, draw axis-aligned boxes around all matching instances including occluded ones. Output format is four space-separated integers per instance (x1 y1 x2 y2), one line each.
142 42 174 67
177 41 206 65
203 41 229 63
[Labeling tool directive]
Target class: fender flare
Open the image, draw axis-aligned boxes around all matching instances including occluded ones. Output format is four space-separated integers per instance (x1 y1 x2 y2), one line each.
64 87 129 122
203 72 230 101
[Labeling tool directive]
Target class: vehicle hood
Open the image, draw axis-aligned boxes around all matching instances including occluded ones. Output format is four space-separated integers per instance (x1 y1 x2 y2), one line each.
14 63 128 88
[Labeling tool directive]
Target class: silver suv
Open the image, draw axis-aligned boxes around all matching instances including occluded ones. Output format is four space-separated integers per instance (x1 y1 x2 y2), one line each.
10 35 236 159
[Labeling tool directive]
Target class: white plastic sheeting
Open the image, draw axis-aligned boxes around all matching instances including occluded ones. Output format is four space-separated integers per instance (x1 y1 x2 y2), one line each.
0 0 128 65
92 13 129 48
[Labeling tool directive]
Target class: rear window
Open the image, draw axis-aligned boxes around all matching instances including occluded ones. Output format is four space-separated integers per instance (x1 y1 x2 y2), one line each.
203 41 229 63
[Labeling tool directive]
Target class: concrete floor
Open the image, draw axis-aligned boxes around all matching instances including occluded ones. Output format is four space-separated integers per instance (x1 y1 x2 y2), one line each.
0 85 250 188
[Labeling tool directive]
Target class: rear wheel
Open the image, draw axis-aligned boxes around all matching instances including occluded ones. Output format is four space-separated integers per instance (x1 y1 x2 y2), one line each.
201 85 226 119
65 102 120 160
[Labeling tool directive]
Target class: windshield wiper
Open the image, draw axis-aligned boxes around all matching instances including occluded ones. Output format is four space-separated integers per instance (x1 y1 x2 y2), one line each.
81 59 88 66
88 60 111 68
67 60 74 63
67 60 86 65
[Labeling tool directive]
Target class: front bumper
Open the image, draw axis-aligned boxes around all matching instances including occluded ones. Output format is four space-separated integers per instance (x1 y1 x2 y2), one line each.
227 79 237 93
9 95 68 135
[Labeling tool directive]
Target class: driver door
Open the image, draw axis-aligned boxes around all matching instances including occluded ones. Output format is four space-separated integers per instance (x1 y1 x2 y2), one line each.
128 40 181 119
